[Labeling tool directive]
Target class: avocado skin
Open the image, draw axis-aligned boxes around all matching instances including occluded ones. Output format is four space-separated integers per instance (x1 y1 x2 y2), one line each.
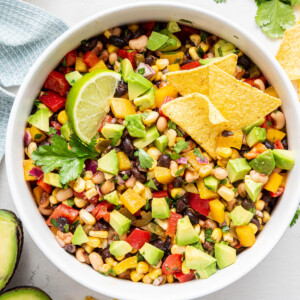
0 286 52 299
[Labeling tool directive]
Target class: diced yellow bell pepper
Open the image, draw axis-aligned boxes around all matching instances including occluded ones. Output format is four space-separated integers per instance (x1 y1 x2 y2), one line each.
110 98 136 118
160 51 184 65
120 188 146 214
183 150 204 172
107 45 119 54
57 110 68 125
280 173 288 187
23 160 37 181
89 59 108 72
196 178 218 199
75 57 88 72
155 84 178 108
216 130 243 150
266 128 286 143
154 167 174 184
117 151 131 171
168 64 180 72
30 126 46 142
265 86 279 98
209 199 225 224
236 225 256 247
264 173 283 193
114 256 138 275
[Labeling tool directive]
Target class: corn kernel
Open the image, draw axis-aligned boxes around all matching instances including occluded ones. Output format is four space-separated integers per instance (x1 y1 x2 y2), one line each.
105 257 115 266
218 186 235 202
166 274 174 283
231 149 240 159
199 41 209 52
116 255 125 261
255 200 265 211
181 261 190 275
217 158 229 168
171 188 186 199
199 165 213 177
199 230 205 243
171 244 186 255
131 248 138 254
216 147 233 158
142 274 153 284
137 261 149 274
147 147 161 160
248 223 258 234
190 34 201 47
74 177 85 193
85 188 98 200
74 197 88 208
57 110 68 125
223 232 233 243
188 47 200 60
85 179 95 190
155 71 163 81
128 24 139 33
151 65 159 73
224 212 230 226
87 236 101 248
130 270 143 282
82 244 94 254
149 268 162 280
84 171 93 180
108 44 119 54
49 195 58 205
263 211 270 223
133 181 145 195
211 228 222 243
167 129 177 147
89 230 108 238
104 30 112 39
156 59 169 70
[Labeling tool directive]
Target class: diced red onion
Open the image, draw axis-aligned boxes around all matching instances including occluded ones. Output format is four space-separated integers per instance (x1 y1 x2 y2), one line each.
86 204 95 213
136 63 156 79
177 157 188 164
85 159 98 174
24 130 32 146
95 184 102 197
196 156 209 164
29 167 44 179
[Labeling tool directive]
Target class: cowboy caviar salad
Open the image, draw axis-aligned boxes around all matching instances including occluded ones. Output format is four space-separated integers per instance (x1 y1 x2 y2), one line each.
23 21 294 285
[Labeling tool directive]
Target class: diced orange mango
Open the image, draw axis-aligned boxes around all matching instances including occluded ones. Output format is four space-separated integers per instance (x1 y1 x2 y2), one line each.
196 178 218 199
110 98 136 118
120 188 146 214
266 128 286 143
114 256 138 275
33 186 43 205
280 173 288 187
89 59 108 72
168 64 180 72
183 150 205 172
75 57 88 72
160 51 184 65
265 86 279 98
154 167 174 184
216 130 243 150
209 199 225 224
117 151 131 171
23 160 37 181
236 225 256 247
264 173 283 193
30 126 46 142
155 84 178 108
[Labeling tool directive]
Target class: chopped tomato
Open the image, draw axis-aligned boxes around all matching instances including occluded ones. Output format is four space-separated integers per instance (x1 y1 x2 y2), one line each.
61 49 77 67
152 191 168 198
50 121 62 132
188 193 212 217
44 71 70 96
83 51 99 68
39 91 66 112
162 254 182 275
98 115 113 132
244 76 266 87
270 186 285 197
261 115 273 130
73 191 86 199
202 54 208 59
37 178 52 194
165 212 182 237
126 228 151 249
235 243 242 249
93 201 114 222
274 140 284 150
180 61 201 70
174 270 195 283
117 49 137 68
159 96 174 118
88 195 99 206
46 204 79 226
167 183 174 196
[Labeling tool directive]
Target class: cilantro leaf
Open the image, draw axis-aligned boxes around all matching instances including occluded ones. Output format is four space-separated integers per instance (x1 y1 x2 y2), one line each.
175 165 187 177
255 0 296 38
144 178 158 190
173 140 189 154
193 149 205 160
69 134 98 158
290 208 300 227
168 120 177 130
165 151 181 160
137 149 154 169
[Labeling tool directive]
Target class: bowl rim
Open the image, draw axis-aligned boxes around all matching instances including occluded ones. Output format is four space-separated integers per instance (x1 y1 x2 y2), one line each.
5 2 300 300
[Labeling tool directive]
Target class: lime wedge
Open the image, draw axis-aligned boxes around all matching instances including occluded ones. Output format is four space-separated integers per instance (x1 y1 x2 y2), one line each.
66 70 121 143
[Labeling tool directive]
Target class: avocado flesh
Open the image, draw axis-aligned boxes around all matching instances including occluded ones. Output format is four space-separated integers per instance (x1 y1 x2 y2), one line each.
133 126 160 149
185 245 216 270
121 58 133 82
272 149 295 170
215 242 237 269
0 287 51 300
110 241 132 257
98 149 119 175
195 262 217 279
152 197 170 219
244 175 262 202
176 216 199 246
72 225 89 246
61 121 73 141
226 158 251 183
101 124 125 146
204 175 220 192
154 135 168 153
0 210 23 292
103 190 119 205
249 150 275 175
133 87 155 110
246 127 266 147
127 72 152 100
28 108 49 132
109 210 131 236
43 173 62 188
65 71 82 86
139 243 164 266
242 118 265 134
229 205 253 226
125 114 146 138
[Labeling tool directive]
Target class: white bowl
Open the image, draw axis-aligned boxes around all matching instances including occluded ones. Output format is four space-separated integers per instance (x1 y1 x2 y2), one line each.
6 2 300 300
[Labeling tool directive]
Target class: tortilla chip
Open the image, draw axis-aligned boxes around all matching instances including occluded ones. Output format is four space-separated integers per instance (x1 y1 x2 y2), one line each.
276 25 300 80
208 65 281 130
165 54 237 96
161 93 228 159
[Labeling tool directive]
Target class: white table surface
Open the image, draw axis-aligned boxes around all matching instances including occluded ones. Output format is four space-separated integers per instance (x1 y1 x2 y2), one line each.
2 0 300 299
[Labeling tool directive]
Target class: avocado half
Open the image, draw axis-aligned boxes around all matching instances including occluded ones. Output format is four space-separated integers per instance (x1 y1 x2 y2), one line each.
0 210 23 292
0 287 51 300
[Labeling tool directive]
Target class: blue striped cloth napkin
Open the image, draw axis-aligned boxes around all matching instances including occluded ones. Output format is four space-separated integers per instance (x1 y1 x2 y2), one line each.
0 0 68 160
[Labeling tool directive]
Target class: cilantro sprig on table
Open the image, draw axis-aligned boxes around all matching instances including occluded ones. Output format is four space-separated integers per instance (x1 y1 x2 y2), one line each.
31 134 98 184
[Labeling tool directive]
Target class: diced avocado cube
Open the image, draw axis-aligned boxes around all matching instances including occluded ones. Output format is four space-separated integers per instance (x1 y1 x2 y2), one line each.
147 31 169 51
37 103 53 117
249 150 275 175
152 197 170 219
121 58 133 82
246 127 266 147
65 71 82 86
214 242 237 269
61 121 73 141
101 124 125 146
244 175 263 202
43 172 62 188
127 72 152 100
28 108 49 132
272 149 295 170
167 21 181 33
199 57 222 65
139 243 164 266
159 29 181 52
103 190 119 205
154 135 168 153
226 158 251 183
195 262 217 279
109 210 131 236
176 216 199 246
124 114 146 138
214 39 236 57
109 241 132 257
185 245 216 270
190 240 204 251
72 225 89 246
229 205 253 226
204 175 220 192
133 126 160 149
98 149 119 175
242 118 265 134
133 87 155 110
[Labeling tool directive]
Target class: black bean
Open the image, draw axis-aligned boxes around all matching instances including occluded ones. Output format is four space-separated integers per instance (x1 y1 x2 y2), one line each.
145 55 157 66
115 79 128 97
106 63 114 70
57 217 69 233
132 28 144 39
79 38 98 52
203 241 214 251
64 244 76 254
101 247 113 260
157 154 171 168
250 217 261 230
264 140 274 149
120 170 132 178
151 238 171 253
154 81 161 88
238 55 252 70
281 136 288 149
239 145 251 156
241 199 254 210
176 196 189 214
123 30 133 44
93 220 110 231
181 59 194 66
222 130 234 137
262 190 273 204
243 71 250 79
122 136 134 156
109 35 126 48
132 167 146 183
173 176 183 188
185 208 199 225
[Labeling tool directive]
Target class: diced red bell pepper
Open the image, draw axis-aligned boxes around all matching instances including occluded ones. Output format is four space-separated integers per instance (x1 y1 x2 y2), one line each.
44 71 70 96
117 49 137 69
235 243 242 249
188 193 212 217
63 67 75 75
179 25 200 42
274 140 284 150
260 115 273 131
73 191 86 199
46 204 79 226
167 183 174 196
40 91 66 113
83 51 99 68
98 115 113 132
126 228 151 249
244 76 267 87
174 270 195 283
162 254 182 275
270 186 285 197
50 121 62 132
180 61 201 71
159 96 174 118
152 190 168 198
202 54 209 59
61 49 77 67
88 195 99 206
165 212 182 237
37 177 52 194
93 201 114 222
